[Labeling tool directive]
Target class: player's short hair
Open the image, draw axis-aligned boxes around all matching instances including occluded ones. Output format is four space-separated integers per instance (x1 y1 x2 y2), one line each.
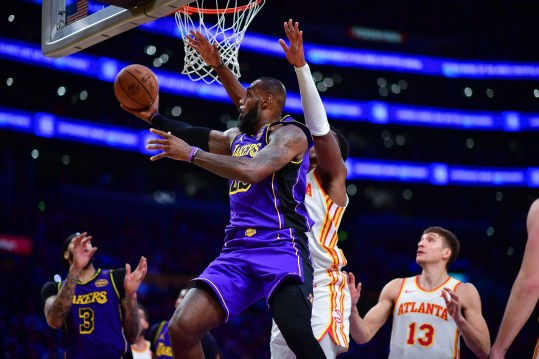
255 77 287 110
423 226 460 269
330 125 350 161
61 232 80 269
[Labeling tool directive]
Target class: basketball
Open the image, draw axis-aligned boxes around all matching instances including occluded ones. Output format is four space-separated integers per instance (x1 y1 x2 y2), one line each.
114 64 158 110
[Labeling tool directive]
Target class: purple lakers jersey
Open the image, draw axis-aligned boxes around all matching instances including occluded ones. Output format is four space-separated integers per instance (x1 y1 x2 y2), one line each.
152 321 172 358
226 116 314 235
61 268 128 358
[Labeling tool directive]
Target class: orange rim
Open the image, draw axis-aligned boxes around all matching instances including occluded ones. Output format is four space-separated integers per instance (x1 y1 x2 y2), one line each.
177 0 262 15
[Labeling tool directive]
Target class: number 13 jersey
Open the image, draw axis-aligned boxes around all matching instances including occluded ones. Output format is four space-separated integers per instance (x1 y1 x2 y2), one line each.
389 275 462 359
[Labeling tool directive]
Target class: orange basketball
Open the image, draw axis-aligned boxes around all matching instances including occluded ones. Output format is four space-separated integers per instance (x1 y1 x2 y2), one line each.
114 64 158 110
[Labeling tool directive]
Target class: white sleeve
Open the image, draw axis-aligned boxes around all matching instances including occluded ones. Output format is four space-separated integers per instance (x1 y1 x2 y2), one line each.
294 63 330 136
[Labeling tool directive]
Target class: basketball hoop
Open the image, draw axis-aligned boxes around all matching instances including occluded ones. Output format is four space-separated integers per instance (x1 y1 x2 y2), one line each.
175 0 265 84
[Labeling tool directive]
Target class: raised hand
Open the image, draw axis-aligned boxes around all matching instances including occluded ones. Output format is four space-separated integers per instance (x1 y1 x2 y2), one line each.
442 287 464 324
345 271 362 306
71 232 97 272
187 30 224 68
278 19 306 68
147 128 192 162
124 256 147 298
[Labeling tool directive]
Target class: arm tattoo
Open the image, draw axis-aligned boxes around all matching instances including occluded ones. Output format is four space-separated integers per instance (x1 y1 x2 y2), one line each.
121 296 140 343
47 272 78 324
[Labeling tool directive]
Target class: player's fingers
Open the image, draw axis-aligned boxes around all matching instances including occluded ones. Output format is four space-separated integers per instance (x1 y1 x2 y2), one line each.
193 31 206 43
80 236 92 246
147 137 168 145
137 256 147 269
125 263 131 275
89 247 98 256
443 287 458 299
278 39 289 52
150 153 167 161
150 128 169 137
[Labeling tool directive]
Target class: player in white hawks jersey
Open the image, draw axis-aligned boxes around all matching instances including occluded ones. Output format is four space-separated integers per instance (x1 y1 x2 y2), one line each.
491 199 539 359
269 20 351 358
347 227 490 358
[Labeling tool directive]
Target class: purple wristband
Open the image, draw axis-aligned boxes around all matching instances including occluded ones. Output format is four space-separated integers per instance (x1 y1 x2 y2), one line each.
188 146 200 163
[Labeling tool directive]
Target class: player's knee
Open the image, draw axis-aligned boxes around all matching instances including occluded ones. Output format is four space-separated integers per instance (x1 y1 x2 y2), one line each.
168 314 199 347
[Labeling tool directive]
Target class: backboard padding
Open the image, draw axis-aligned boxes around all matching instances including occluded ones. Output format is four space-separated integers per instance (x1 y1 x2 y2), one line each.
42 0 192 58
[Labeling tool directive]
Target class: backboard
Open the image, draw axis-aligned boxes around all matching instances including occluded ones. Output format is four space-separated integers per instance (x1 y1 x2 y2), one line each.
42 0 193 58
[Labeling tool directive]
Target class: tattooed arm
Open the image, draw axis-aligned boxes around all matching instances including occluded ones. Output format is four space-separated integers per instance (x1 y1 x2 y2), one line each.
147 124 308 184
121 256 148 343
43 269 80 328
43 233 96 329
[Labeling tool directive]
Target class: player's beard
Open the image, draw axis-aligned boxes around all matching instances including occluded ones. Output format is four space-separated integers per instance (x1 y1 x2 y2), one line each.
238 102 259 136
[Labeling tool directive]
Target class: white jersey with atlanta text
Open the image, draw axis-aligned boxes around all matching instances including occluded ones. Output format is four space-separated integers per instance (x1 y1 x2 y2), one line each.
306 169 350 349
389 275 462 359
270 168 350 358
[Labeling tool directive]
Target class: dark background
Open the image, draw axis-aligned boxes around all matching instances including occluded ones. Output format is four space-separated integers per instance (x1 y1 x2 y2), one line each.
1 0 539 358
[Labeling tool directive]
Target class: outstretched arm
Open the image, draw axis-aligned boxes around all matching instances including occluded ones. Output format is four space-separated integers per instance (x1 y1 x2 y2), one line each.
279 20 347 206
147 124 308 184
346 272 397 344
121 95 232 155
121 256 147 343
443 284 490 358
491 199 539 359
187 31 247 107
44 233 97 329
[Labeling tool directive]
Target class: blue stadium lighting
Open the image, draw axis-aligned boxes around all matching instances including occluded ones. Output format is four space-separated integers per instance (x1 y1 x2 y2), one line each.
2 105 538 187
25 0 539 79
5 37 539 132
448 166 526 187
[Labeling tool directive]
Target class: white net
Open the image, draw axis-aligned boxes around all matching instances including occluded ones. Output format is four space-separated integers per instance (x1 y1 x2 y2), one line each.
175 0 265 84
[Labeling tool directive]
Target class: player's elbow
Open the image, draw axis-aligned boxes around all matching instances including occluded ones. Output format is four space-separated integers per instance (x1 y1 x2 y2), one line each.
350 329 372 345
46 316 63 329
521 276 539 298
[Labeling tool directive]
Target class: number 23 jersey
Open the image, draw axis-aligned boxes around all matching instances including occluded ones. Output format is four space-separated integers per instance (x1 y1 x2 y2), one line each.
389 275 462 359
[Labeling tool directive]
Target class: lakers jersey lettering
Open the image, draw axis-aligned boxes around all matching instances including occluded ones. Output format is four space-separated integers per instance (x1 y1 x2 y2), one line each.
226 117 314 233
232 143 261 157
230 180 251 194
229 143 260 195
72 291 108 305
397 301 448 321
62 268 128 358
155 342 172 357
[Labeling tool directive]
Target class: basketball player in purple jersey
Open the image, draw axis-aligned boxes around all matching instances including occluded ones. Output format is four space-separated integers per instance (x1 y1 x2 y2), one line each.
123 53 326 359
41 232 148 359
491 199 539 359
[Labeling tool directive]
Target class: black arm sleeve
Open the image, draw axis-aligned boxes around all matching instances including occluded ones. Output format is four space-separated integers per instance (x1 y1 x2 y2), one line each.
111 268 126 299
151 114 211 151
41 281 59 302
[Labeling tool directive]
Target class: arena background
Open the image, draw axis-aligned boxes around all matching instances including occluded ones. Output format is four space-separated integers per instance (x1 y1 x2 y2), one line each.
1 1 539 357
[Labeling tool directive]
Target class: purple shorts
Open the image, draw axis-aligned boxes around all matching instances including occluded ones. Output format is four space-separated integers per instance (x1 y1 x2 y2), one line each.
194 228 312 322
